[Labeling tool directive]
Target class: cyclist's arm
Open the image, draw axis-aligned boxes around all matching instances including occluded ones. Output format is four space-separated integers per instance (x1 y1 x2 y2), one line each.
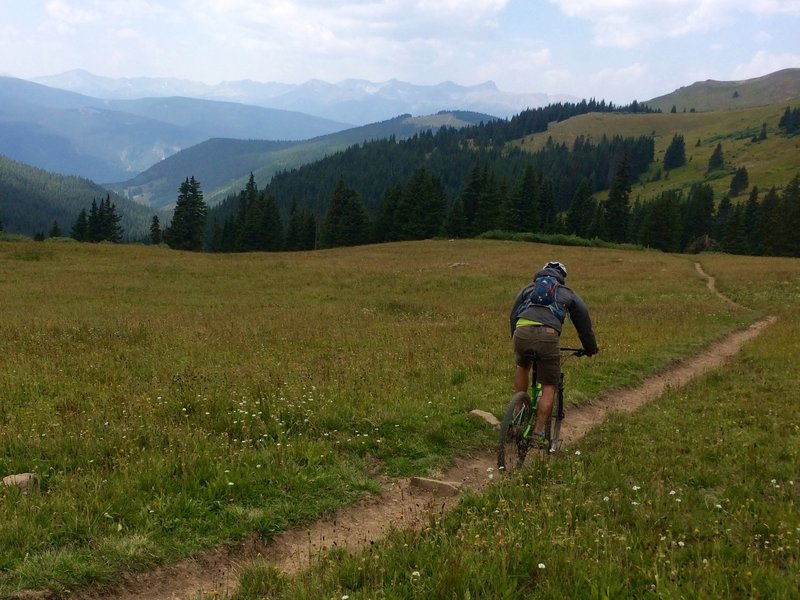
566 292 598 353
509 288 527 338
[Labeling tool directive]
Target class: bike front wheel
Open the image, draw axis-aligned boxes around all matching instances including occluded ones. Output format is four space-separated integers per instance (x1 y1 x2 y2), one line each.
497 391 533 472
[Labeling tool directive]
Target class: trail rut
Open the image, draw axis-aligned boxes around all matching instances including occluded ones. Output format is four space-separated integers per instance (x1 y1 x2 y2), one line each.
37 263 776 600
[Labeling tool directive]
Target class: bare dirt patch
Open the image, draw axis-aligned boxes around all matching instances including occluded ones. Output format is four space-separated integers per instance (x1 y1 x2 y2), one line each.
32 263 776 600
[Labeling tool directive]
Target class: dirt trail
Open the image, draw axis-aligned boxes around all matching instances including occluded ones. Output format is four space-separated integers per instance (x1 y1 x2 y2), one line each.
49 263 775 600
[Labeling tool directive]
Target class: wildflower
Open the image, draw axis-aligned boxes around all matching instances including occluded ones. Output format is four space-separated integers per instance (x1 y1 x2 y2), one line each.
603 496 610 502
632 485 641 491
574 450 581 456
538 563 546 569
669 490 676 495
412 570 421 578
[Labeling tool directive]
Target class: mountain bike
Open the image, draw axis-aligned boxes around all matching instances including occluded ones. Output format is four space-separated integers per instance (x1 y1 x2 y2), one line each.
497 347 584 472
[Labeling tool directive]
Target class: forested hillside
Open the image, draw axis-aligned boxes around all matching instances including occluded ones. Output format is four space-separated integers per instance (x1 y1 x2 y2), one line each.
0 155 158 240
204 96 800 257
111 112 495 208
206 100 657 251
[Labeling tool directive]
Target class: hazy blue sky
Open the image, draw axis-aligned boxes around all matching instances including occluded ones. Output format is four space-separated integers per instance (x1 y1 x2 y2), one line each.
1 0 798 102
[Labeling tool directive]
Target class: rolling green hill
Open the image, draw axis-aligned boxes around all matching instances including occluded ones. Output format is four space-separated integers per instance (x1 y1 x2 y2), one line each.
644 68 800 113
516 100 800 202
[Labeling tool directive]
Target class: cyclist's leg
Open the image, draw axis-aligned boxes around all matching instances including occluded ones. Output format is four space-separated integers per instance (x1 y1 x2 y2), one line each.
527 330 560 436
533 384 556 434
512 327 536 397
513 365 530 394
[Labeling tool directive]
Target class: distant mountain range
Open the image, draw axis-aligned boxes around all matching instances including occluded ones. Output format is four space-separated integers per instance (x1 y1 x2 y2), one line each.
0 76 349 182
0 71 565 185
32 69 573 124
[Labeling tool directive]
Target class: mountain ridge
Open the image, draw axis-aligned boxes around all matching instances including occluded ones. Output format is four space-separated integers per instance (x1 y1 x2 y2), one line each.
31 70 573 124
0 76 350 182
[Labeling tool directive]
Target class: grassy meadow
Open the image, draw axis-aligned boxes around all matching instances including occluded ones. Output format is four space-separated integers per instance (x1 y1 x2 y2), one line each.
0 237 779 596
232 252 800 599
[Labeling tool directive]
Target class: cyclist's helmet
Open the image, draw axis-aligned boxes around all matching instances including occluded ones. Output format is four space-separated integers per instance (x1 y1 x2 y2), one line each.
542 261 567 278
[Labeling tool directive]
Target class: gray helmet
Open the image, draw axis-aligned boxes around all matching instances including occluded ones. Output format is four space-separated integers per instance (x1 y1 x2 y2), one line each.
542 261 567 278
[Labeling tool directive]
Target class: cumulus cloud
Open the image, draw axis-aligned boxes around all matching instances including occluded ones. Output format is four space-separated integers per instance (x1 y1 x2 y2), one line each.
547 0 800 47
733 49 800 79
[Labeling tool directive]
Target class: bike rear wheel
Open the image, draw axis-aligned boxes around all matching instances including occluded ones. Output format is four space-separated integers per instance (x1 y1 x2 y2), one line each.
497 391 533 472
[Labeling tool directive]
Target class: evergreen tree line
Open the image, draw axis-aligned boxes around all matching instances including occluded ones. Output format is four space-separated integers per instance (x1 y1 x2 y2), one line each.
70 195 124 243
207 146 655 252
208 127 654 244
575 175 800 257
778 106 800 135
470 98 659 147
0 154 152 239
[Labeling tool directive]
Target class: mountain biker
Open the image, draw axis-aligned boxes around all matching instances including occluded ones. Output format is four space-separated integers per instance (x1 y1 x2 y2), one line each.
509 260 599 448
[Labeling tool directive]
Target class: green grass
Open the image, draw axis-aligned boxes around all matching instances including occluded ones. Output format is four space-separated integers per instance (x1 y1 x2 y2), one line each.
232 252 800 599
0 239 760 594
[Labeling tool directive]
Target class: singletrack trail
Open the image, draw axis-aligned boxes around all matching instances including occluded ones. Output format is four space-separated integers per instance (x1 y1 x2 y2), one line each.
43 263 775 600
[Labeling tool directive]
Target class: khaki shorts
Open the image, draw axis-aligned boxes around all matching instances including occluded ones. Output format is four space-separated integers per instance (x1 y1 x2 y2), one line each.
512 325 561 385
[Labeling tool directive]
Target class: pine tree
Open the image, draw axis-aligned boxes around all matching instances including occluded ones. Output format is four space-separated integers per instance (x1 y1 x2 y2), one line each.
603 153 632 242
320 179 369 248
299 209 318 250
537 179 557 233
663 134 686 170
755 187 781 256
71 209 89 241
707 143 725 173
87 200 101 242
395 167 446 240
681 183 715 251
460 164 489 236
777 174 800 256
258 194 284 251
712 195 733 242
639 190 682 252
729 166 749 197
566 179 595 238
445 197 466 238
234 173 262 251
778 107 800 135
516 164 541 233
743 186 760 254
97 196 123 243
721 204 747 254
374 185 402 242
164 176 208 251
48 220 62 238
150 215 162 245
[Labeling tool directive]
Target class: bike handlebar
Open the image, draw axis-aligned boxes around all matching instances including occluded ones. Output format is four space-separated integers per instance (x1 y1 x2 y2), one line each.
560 347 586 356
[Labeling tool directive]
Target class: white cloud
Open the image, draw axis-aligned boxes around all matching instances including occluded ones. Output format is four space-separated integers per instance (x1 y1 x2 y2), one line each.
546 0 800 48
733 49 800 79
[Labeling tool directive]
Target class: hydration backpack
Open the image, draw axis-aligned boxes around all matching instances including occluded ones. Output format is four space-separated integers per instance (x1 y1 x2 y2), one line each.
514 275 565 322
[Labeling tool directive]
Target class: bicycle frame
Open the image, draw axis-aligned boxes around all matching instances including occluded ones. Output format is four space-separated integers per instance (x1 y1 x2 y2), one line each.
533 347 582 452
498 347 583 470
